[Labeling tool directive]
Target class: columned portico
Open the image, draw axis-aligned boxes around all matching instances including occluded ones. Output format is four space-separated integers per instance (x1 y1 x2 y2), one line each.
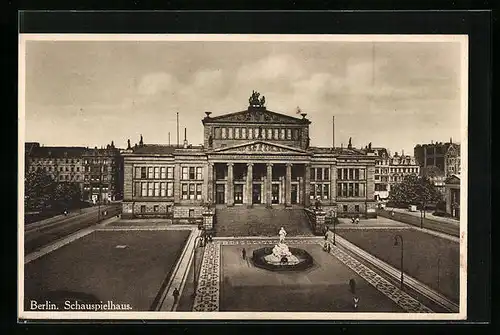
285 163 292 207
266 163 273 208
304 164 311 207
227 163 234 206
246 163 253 208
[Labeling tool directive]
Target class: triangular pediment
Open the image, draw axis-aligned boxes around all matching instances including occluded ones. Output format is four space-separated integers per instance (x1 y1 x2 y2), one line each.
204 107 307 124
213 141 308 154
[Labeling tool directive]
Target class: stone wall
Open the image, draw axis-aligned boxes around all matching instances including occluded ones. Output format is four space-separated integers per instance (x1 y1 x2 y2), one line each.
304 208 327 235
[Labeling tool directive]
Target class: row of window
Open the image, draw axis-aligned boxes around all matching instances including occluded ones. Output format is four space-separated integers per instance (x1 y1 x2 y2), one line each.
134 166 203 181
375 184 388 191
83 186 109 191
31 165 113 173
59 175 80 181
214 127 300 141
134 182 174 197
181 183 203 200
33 158 80 164
310 168 330 181
135 166 174 179
337 168 366 181
337 182 366 197
375 175 389 182
309 183 330 200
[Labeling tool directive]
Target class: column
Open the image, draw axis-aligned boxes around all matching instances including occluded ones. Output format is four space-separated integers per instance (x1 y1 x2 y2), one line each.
285 163 292 207
174 163 181 204
227 163 234 206
330 164 336 205
246 163 253 208
206 163 214 205
266 163 273 208
304 164 311 207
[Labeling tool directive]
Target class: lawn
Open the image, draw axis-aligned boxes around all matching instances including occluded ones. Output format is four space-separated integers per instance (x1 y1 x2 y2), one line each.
337 229 460 303
219 244 404 312
24 230 190 311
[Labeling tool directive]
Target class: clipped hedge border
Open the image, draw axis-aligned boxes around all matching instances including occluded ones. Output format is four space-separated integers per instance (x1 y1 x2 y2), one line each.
251 247 314 272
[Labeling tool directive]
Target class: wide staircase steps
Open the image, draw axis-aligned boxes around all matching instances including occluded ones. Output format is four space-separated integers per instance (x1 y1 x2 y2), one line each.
214 206 313 237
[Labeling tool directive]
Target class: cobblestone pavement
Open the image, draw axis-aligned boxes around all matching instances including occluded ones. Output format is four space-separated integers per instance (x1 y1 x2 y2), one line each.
191 238 433 313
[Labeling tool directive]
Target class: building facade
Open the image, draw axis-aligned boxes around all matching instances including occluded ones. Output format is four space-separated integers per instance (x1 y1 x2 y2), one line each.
371 148 420 202
121 93 378 221
81 142 124 204
414 139 460 178
444 174 460 219
25 143 87 190
25 141 124 203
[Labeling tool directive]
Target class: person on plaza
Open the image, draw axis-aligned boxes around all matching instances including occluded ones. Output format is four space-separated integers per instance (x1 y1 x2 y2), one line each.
242 248 247 260
323 242 328 252
349 278 356 294
172 287 180 304
327 243 331 253
353 296 359 309
355 217 360 224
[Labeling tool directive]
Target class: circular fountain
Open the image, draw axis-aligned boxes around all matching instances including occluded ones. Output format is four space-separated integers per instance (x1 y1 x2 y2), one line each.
251 227 314 272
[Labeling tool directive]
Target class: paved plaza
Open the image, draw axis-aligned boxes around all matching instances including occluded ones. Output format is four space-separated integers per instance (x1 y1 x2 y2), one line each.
24 229 190 311
23 214 458 315
190 238 433 313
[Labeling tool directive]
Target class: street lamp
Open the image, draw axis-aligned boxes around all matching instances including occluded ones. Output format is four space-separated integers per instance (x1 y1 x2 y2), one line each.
393 234 404 290
331 210 336 246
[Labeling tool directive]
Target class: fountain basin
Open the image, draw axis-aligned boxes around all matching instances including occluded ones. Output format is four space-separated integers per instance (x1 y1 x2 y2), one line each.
251 246 314 272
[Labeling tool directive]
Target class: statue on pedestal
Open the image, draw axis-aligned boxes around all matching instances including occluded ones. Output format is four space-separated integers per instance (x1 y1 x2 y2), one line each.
278 226 287 244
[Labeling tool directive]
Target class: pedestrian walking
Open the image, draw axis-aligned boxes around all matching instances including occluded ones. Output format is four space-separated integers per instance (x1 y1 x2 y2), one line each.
242 248 247 260
327 243 331 253
353 296 359 309
172 287 180 304
349 278 356 294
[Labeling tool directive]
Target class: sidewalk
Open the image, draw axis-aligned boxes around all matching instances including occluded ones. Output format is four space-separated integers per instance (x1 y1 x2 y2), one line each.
387 207 460 226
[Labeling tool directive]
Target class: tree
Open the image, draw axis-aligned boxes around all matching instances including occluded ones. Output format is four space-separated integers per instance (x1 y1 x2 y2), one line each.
388 175 443 227
24 169 57 211
52 182 82 211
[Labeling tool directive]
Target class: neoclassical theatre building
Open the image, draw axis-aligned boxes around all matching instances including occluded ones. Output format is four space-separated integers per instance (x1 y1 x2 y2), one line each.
121 93 378 221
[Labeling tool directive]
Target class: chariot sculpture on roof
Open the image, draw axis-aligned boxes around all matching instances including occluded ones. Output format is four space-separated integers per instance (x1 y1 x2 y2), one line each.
249 90 266 107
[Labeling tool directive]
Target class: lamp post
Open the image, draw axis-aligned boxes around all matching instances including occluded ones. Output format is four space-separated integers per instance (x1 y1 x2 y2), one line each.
393 234 404 290
331 210 336 246
192 230 205 297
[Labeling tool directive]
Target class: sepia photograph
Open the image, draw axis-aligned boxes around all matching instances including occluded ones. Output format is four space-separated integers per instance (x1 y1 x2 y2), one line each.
18 34 468 320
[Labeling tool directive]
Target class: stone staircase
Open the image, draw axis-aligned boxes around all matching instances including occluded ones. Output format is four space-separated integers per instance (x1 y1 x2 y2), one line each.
214 206 313 237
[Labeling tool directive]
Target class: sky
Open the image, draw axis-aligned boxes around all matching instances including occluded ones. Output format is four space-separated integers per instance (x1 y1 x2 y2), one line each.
23 38 464 155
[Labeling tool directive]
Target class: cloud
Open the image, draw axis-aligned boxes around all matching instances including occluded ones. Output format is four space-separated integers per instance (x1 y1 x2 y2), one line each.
236 54 307 83
138 72 179 96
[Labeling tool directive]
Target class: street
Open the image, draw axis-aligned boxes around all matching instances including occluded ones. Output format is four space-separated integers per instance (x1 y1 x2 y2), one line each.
24 204 121 254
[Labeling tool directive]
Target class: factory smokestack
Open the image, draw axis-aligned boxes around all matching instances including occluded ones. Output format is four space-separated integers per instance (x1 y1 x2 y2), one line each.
183 127 188 148
176 112 179 148
332 115 335 149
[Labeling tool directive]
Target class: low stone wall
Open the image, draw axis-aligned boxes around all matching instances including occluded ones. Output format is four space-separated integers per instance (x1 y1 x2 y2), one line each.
304 208 327 235
121 201 209 223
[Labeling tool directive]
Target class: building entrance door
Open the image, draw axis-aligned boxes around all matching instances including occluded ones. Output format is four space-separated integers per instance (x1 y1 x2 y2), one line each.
252 184 261 204
216 184 225 204
234 184 243 204
291 184 298 204
272 184 280 204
